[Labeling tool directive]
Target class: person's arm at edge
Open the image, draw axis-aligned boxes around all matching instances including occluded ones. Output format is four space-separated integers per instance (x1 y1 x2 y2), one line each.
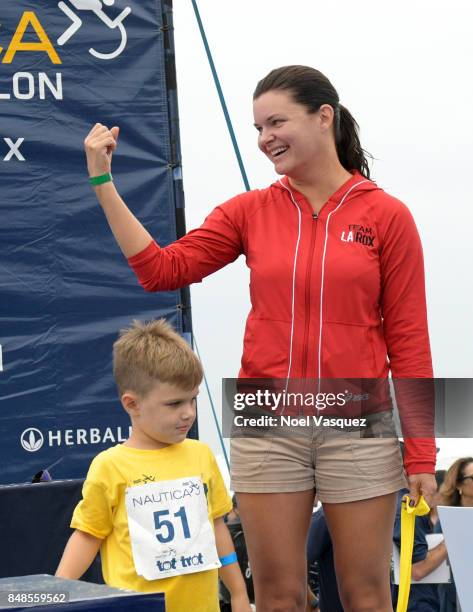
55 529 103 580
214 516 251 611
411 540 448 581
393 497 442 583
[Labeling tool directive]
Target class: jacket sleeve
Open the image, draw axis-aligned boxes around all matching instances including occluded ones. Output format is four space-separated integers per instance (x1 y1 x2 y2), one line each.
127 199 246 291
378 198 436 475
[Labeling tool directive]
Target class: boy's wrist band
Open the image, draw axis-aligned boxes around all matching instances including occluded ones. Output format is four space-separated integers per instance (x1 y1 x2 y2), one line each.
219 552 238 567
89 172 113 186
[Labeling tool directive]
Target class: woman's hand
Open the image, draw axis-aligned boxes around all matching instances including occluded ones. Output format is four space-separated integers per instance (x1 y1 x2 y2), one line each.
84 123 119 177
407 472 437 508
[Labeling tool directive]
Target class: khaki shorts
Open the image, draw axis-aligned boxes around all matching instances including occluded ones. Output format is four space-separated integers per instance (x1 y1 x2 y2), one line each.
230 419 407 503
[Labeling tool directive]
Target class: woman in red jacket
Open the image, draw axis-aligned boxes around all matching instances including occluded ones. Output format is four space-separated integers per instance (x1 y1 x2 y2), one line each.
84 65 437 612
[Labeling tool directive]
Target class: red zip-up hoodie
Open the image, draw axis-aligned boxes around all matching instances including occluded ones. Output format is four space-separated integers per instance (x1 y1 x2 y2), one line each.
128 172 436 475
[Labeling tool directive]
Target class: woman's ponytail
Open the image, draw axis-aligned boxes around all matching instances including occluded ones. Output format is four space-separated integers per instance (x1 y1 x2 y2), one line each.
336 104 371 179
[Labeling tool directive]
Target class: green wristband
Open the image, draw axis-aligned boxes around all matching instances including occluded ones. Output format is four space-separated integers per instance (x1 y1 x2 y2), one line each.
89 172 113 186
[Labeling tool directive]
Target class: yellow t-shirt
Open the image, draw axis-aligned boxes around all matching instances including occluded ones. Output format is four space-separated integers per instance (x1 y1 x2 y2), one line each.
71 440 232 612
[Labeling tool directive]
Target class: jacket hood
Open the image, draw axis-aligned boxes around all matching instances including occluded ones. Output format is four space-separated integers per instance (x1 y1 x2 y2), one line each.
273 171 380 208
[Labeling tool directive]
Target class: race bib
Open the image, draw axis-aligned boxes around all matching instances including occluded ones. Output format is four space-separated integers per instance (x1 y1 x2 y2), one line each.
125 477 220 580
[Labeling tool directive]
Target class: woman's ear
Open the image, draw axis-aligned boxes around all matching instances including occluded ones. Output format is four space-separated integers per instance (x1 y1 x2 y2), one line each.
318 103 335 131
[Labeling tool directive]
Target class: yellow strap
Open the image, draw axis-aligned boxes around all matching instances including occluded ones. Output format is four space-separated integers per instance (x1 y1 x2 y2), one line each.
396 494 430 612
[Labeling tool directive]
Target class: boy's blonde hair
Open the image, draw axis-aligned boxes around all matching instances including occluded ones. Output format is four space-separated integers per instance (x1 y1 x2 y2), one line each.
113 319 203 397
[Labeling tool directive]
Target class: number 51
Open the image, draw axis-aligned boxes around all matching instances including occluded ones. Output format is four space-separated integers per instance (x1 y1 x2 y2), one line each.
154 506 191 543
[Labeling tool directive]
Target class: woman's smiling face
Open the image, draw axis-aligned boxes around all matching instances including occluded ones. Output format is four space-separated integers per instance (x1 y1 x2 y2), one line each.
253 89 333 179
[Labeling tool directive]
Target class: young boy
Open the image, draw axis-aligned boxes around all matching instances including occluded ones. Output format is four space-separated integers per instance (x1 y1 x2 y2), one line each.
56 319 251 612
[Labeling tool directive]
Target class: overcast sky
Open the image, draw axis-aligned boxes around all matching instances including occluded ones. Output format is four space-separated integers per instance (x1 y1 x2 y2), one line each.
170 1 473 469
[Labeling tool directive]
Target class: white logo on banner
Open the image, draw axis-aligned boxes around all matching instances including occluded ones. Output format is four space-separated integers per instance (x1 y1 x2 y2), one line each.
57 0 132 60
20 428 45 452
19 425 132 452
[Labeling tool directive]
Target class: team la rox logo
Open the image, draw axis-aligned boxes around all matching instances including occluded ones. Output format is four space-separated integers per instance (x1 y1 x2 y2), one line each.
21 428 45 452
341 224 376 247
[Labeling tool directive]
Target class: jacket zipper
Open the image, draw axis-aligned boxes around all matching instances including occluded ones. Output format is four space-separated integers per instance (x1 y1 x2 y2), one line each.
301 212 318 377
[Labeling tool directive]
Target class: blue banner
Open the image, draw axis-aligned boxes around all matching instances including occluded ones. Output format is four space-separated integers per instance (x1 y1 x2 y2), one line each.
0 0 191 484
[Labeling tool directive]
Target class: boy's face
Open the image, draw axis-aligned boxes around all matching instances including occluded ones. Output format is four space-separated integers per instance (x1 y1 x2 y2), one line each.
123 382 198 449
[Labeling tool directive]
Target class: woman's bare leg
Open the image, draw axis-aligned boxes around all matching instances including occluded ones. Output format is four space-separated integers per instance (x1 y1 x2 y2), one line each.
323 492 397 612
236 490 315 612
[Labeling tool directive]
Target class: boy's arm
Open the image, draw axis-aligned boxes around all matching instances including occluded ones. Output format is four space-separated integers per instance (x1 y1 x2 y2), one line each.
214 516 251 612
56 529 103 580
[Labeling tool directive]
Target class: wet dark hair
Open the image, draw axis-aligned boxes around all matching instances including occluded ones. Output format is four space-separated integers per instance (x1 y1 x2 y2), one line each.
253 65 371 179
